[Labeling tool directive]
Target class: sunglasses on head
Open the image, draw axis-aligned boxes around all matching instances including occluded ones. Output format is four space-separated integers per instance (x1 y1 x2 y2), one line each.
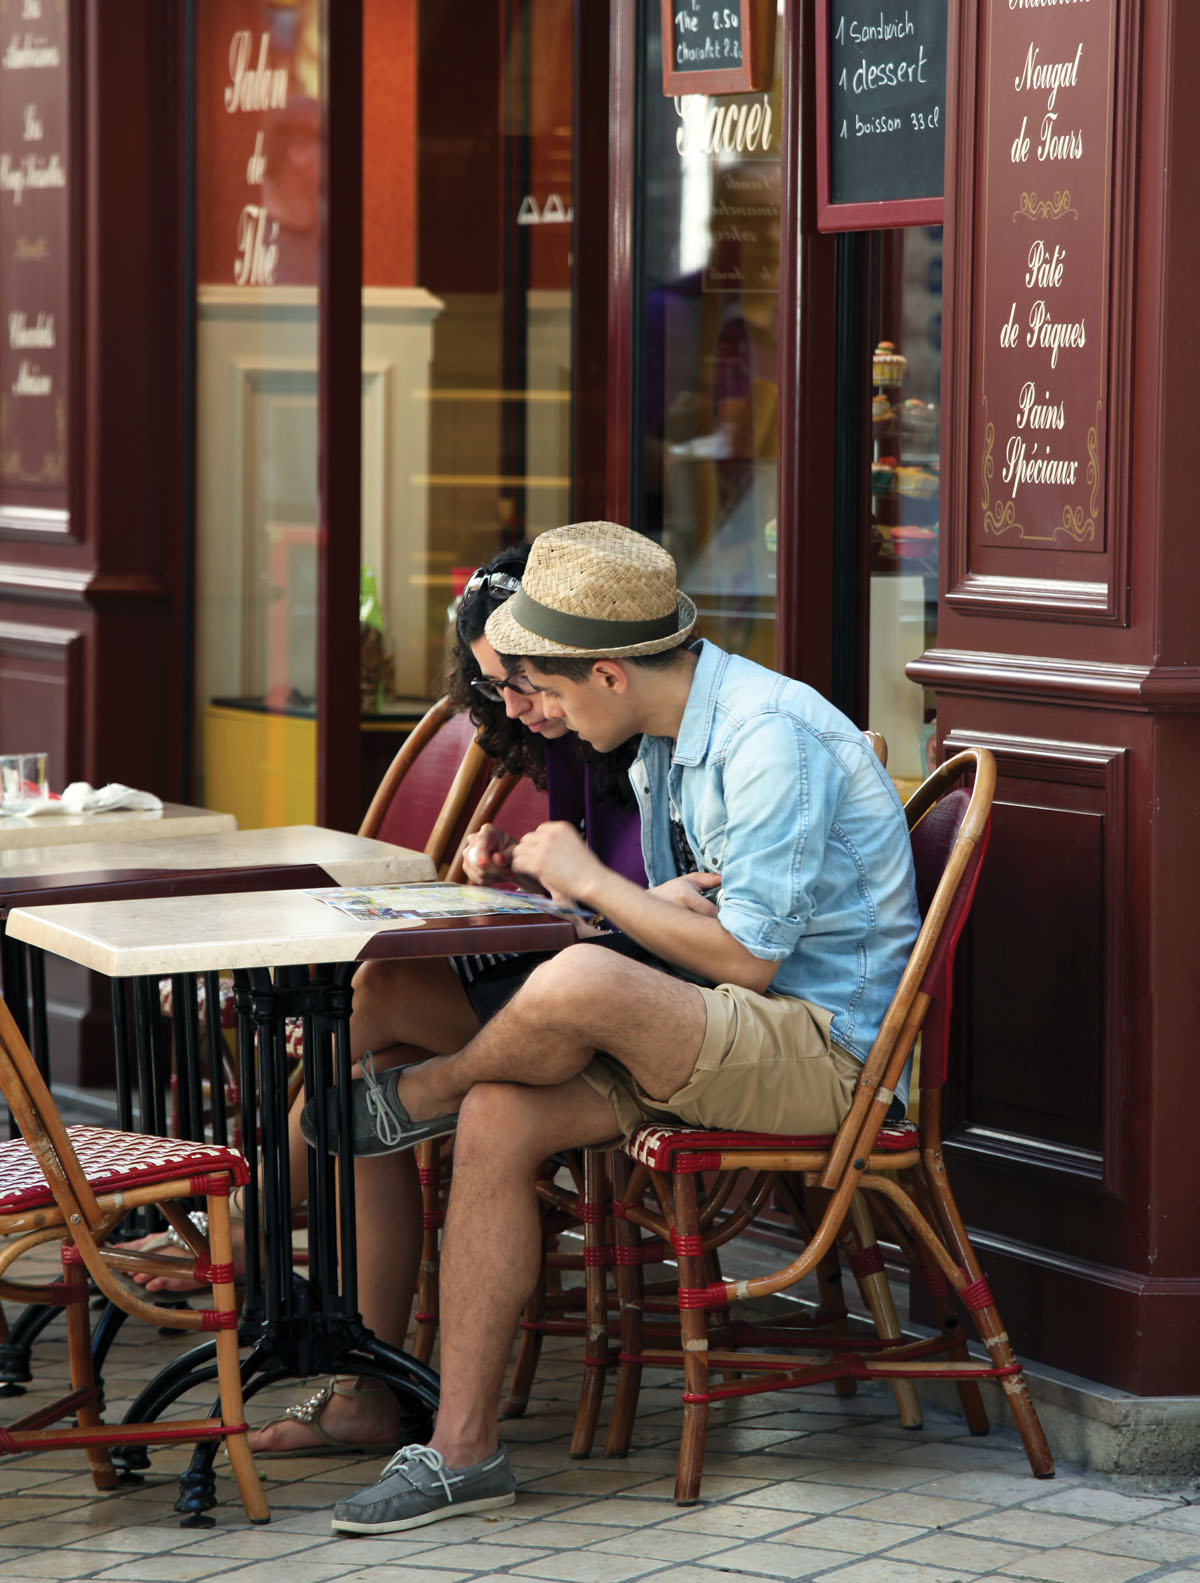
469 673 540 704
461 566 521 605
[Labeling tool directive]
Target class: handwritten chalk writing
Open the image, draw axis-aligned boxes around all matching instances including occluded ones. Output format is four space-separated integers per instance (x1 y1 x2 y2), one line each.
674 94 773 156
857 113 903 135
1025 300 1086 367
851 10 915 43
2 33 61 69
1008 0 1092 8
12 359 50 396
852 46 929 93
1015 382 1064 429
1013 42 1083 110
1026 239 1065 288
676 8 698 31
8 312 55 349
224 31 288 113
1003 435 1078 496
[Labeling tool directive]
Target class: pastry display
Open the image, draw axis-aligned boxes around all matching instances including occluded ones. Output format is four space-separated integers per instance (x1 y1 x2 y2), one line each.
872 339 907 385
895 464 939 500
871 456 897 495
899 397 938 445
871 392 893 430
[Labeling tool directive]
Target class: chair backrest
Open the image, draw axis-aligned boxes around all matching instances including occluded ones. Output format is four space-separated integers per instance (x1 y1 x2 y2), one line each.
0 995 104 1227
864 729 888 767
444 771 550 884
360 697 492 875
819 747 994 1186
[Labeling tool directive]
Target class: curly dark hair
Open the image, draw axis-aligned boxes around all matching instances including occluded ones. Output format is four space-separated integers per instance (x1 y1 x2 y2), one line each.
444 545 639 810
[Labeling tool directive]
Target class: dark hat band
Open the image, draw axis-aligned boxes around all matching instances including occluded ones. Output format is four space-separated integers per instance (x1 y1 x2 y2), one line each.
506 586 682 650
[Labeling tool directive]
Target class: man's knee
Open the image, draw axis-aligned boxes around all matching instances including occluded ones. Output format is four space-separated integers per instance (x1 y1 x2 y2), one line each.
514 942 627 1022
455 1082 546 1170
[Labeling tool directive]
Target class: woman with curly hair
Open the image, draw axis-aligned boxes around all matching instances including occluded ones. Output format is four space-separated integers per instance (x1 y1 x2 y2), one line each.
245 545 649 1457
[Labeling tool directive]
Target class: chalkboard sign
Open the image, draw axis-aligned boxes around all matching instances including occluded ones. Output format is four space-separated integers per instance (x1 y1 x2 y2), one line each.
815 0 947 231
660 0 774 97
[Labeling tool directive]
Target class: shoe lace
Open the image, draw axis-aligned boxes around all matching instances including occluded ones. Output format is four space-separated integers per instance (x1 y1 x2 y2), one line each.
361 1050 404 1148
382 1443 453 1503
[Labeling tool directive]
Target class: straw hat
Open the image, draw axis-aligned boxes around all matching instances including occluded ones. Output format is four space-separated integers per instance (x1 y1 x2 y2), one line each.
485 522 697 659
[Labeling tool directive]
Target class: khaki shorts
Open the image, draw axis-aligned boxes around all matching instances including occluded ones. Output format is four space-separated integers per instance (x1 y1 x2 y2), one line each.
580 981 861 1143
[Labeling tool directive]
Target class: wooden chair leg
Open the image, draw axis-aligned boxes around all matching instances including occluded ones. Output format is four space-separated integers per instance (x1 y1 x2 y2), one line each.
504 1220 551 1419
672 1170 709 1505
603 1151 644 1458
410 1140 444 1365
207 1190 269 1523
570 1148 611 1459
846 1192 923 1429
892 1171 989 1435
921 1158 1054 1477
60 1243 116 1491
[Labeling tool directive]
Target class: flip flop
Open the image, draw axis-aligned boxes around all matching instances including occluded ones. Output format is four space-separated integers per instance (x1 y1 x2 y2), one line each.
246 1379 432 1460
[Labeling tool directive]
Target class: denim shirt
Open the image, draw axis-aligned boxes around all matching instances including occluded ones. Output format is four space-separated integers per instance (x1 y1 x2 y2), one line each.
628 641 920 1087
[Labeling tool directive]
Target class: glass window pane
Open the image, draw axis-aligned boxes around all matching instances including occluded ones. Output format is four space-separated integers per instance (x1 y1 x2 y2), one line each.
632 2 784 667
365 0 574 726
868 227 942 789
193 0 321 827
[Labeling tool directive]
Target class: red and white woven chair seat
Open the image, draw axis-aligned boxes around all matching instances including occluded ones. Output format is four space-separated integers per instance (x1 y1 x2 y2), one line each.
158 977 305 1059
0 1125 249 1215
624 1117 919 1173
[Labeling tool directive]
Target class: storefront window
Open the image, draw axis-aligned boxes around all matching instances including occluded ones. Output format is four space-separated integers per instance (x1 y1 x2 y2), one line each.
191 0 575 826
866 227 942 788
193 0 322 825
631 3 784 668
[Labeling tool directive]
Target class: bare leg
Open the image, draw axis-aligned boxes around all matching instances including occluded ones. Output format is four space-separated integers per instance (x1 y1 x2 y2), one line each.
250 957 480 1454
428 1075 624 1468
388 944 708 1129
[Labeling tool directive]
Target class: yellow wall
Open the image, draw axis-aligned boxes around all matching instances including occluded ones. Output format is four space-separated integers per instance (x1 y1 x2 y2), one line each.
202 705 316 829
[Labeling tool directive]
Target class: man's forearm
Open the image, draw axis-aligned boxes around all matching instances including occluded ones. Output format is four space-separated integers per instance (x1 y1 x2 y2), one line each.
578 867 777 992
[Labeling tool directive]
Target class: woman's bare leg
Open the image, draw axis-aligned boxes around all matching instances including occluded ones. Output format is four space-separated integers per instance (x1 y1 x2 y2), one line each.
249 956 480 1452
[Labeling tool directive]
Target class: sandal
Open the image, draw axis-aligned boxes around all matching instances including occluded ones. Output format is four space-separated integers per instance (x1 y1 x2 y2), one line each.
107 1189 246 1296
249 1376 432 1459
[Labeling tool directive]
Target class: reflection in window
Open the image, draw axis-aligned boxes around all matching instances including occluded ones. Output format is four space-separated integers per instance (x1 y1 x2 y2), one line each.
633 4 784 667
867 228 942 788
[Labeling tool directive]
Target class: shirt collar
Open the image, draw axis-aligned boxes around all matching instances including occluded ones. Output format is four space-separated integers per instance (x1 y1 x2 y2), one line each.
672 639 724 766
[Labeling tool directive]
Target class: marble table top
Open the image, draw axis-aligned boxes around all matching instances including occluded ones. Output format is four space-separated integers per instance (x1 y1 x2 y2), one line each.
0 802 236 852
5 887 578 978
0 825 435 887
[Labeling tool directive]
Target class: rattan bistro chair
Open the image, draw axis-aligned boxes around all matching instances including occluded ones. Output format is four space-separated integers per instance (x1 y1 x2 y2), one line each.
583 748 1054 1503
0 997 267 1521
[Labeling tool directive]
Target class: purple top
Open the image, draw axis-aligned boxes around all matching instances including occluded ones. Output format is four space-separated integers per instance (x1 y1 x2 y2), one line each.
543 735 646 889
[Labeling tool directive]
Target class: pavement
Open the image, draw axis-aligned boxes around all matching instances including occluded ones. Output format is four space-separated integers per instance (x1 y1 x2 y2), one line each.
0 1245 1198 1583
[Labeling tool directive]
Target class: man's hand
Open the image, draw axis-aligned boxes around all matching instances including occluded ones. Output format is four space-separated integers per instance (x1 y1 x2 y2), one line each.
511 821 606 906
461 823 517 886
650 873 721 916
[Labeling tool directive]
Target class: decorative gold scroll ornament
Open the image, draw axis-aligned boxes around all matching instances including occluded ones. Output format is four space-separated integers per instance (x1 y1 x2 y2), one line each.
1013 190 1078 223
979 396 1100 543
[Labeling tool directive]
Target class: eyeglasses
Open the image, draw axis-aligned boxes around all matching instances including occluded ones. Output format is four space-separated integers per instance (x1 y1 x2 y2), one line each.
470 674 540 704
461 566 521 605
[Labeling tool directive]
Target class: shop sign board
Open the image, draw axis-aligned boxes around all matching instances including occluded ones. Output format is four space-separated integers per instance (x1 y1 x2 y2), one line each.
969 0 1116 559
0 0 70 526
815 0 947 230
660 0 775 97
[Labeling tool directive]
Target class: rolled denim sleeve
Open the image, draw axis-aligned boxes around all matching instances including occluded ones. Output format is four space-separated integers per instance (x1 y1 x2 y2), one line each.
713 714 843 961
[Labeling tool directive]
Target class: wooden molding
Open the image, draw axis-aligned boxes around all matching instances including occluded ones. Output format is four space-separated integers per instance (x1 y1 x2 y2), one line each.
911 649 1200 712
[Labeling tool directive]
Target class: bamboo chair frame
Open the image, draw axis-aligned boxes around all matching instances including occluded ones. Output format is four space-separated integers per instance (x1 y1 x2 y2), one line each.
0 997 267 1522
578 748 1053 1503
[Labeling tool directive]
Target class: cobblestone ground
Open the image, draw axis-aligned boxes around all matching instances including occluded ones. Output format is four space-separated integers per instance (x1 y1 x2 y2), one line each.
0 1263 1198 1583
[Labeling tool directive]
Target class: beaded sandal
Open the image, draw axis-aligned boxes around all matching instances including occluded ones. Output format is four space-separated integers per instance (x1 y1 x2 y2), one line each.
250 1375 432 1459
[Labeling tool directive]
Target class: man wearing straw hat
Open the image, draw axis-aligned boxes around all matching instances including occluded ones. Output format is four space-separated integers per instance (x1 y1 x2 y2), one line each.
319 521 919 1535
